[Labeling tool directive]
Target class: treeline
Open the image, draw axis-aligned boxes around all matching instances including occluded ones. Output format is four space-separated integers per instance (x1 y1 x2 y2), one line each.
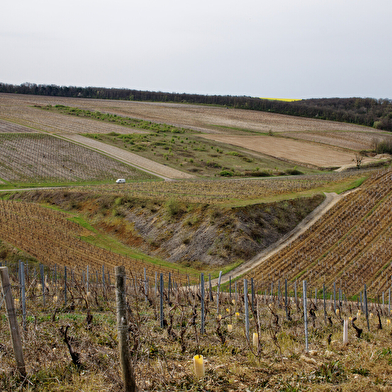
1 82 391 131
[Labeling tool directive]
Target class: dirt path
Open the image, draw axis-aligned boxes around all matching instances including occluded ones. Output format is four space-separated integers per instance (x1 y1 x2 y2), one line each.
213 192 344 285
58 134 195 180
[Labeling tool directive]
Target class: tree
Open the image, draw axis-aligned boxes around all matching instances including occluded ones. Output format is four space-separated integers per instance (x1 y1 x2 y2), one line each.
353 153 363 170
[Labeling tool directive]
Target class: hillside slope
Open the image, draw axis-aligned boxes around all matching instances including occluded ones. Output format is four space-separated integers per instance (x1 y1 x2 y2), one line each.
2 191 325 270
244 167 392 297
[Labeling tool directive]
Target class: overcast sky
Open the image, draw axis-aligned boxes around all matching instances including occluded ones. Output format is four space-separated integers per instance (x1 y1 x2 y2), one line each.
1 0 391 99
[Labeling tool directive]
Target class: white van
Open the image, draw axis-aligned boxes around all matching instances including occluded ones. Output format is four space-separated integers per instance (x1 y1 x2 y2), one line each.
116 179 126 184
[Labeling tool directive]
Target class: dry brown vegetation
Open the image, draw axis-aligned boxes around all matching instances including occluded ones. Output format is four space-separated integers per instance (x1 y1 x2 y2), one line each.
2 189 325 268
2 259 392 391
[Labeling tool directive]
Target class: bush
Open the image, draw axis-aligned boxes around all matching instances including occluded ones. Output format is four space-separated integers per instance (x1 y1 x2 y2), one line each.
206 161 221 168
373 137 392 154
219 170 233 177
245 170 271 177
165 198 184 216
285 168 304 175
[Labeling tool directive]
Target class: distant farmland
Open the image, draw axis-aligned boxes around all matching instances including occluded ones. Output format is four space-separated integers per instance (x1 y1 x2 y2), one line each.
0 133 154 184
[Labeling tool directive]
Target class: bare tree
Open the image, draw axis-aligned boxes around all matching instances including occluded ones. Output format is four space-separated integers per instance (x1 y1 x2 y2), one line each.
353 153 363 170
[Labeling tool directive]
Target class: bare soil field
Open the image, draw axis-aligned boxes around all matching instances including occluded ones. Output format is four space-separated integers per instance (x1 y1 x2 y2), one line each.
0 95 146 135
200 134 377 168
0 93 382 136
278 130 389 151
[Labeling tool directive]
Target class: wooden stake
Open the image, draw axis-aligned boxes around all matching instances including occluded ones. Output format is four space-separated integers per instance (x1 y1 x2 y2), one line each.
244 279 249 341
115 266 137 392
216 271 222 315
19 261 26 331
200 273 205 334
0 267 26 376
303 280 309 353
160 273 164 328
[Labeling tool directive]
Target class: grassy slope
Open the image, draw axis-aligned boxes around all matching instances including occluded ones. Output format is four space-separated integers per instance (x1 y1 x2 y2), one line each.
0 171 370 277
1 189 324 271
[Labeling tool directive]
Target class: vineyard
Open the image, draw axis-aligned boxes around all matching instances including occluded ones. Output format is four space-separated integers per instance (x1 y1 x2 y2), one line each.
0 201 187 284
0 102 145 135
0 133 155 184
1 91 392 390
1 93 379 136
65 171 369 204
245 168 392 298
2 254 392 391
1 94 390 180
0 120 37 134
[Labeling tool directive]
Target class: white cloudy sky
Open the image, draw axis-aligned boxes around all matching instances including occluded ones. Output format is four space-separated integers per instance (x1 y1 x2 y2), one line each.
1 0 391 99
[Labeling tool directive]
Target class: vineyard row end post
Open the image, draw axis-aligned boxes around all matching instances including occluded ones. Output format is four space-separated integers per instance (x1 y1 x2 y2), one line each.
115 266 137 392
0 267 26 377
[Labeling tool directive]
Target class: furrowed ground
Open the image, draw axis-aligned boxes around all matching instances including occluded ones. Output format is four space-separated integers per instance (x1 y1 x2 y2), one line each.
243 168 392 298
1 93 391 176
1 92 392 391
0 133 155 185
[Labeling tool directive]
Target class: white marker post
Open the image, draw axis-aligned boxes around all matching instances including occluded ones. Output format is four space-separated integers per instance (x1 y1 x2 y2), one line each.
343 319 348 345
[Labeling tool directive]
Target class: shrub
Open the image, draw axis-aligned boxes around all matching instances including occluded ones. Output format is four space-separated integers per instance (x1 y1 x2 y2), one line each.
219 170 233 177
165 198 183 216
285 168 304 175
245 170 271 177
373 137 392 154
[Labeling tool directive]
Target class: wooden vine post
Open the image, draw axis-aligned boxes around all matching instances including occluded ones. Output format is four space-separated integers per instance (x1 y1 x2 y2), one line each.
19 261 27 331
244 279 250 342
303 280 309 353
115 266 137 392
200 273 205 334
0 267 26 377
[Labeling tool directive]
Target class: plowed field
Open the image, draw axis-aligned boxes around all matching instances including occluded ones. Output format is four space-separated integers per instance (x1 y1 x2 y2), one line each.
0 93 381 136
200 134 375 168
